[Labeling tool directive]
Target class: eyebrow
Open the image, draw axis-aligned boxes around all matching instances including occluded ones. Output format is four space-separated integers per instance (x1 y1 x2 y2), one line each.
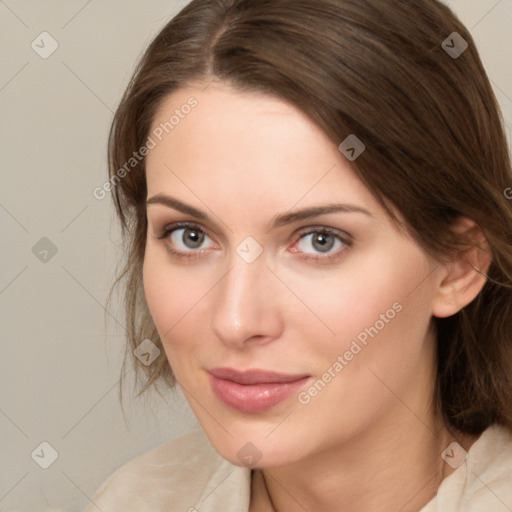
146 194 374 230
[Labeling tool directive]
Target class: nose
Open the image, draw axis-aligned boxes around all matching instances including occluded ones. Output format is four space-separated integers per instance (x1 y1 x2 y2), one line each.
209 250 284 349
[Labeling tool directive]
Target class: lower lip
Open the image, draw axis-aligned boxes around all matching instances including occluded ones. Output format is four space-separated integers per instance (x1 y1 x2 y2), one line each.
209 374 311 413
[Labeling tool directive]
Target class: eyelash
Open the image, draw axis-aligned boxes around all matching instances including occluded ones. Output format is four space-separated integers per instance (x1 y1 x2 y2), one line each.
155 221 352 264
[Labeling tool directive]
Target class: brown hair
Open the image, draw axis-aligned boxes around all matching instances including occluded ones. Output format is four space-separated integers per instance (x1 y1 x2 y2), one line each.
107 0 512 435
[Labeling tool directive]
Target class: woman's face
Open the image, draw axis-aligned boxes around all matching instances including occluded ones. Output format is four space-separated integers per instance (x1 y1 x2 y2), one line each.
143 81 445 467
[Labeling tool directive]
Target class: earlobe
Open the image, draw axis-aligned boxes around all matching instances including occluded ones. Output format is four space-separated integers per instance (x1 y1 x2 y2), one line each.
431 218 492 319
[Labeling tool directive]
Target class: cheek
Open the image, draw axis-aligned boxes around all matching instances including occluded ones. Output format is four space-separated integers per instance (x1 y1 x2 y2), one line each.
286 248 436 369
143 252 178 333
142 236 436 373
278 257 406 346
142 246 213 357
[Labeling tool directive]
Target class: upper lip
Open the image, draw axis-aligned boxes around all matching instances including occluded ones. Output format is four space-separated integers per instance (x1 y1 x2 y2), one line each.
208 367 310 385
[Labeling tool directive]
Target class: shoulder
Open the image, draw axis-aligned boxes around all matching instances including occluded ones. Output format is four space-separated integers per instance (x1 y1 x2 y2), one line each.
83 428 251 512
463 424 512 509
422 424 512 512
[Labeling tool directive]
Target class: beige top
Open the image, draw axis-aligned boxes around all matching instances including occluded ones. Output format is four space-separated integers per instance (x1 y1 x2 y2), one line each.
84 424 512 511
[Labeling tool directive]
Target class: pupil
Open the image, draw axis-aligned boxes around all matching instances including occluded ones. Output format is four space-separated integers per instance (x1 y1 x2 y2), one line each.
313 232 334 252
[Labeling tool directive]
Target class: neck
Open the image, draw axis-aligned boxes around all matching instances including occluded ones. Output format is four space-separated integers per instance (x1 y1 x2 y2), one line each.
251 401 478 512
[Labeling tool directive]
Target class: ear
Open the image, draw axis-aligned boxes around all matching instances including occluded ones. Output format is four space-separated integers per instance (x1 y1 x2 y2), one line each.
432 217 492 318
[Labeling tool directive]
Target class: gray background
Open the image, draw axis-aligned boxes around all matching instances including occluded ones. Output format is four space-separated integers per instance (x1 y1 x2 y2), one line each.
1 0 511 510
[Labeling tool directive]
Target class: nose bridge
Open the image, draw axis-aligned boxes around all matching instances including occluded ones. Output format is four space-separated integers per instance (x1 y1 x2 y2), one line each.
210 249 280 346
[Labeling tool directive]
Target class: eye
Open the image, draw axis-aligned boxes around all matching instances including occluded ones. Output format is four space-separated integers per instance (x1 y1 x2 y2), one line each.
292 227 351 262
156 222 216 257
155 222 351 263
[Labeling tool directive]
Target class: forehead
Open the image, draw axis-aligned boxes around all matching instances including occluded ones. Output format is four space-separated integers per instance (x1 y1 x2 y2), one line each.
147 83 332 169
144 83 383 227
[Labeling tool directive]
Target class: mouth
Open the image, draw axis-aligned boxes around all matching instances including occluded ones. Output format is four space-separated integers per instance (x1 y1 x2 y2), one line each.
207 367 312 413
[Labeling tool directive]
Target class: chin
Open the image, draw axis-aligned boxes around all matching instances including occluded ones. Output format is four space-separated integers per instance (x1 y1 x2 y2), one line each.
199 417 308 468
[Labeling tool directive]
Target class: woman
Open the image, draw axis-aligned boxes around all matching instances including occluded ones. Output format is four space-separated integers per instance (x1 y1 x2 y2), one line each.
85 0 512 510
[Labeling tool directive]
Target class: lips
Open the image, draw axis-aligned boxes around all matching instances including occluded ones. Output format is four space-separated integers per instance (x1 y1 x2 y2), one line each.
208 367 310 384
207 367 311 413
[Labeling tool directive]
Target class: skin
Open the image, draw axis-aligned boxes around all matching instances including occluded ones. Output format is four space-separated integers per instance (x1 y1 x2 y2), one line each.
143 80 491 512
